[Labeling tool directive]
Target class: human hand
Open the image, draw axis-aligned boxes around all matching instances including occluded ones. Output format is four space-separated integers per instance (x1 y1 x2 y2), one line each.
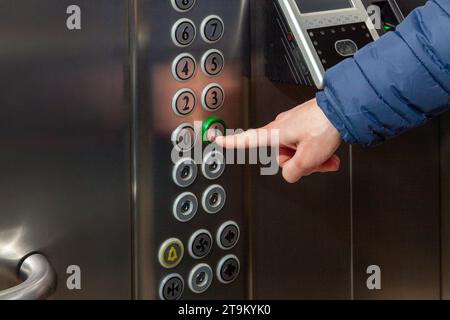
215 98 343 183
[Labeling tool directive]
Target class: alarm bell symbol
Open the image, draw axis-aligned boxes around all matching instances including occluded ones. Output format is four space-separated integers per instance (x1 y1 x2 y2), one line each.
168 247 178 262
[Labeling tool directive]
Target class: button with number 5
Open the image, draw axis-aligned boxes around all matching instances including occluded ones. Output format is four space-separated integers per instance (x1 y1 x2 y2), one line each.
201 49 224 77
172 18 196 47
200 15 224 44
172 53 197 82
173 88 196 116
202 83 225 111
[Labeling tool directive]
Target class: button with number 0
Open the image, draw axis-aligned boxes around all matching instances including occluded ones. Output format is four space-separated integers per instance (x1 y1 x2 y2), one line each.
171 0 196 12
201 83 225 111
172 53 197 82
173 88 196 116
201 49 224 77
172 18 196 47
200 15 224 43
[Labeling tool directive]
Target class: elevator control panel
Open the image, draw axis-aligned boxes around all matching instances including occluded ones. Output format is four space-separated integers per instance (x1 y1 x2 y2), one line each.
137 0 248 300
270 0 379 88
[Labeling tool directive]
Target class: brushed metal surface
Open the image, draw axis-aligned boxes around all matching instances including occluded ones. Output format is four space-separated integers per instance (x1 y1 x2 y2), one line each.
0 0 131 299
133 0 251 299
250 0 352 299
352 0 441 300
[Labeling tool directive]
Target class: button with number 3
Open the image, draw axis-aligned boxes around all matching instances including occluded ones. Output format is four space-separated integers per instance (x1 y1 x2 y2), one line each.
172 18 196 47
200 15 224 44
173 88 196 116
201 49 224 77
172 53 197 82
202 83 225 111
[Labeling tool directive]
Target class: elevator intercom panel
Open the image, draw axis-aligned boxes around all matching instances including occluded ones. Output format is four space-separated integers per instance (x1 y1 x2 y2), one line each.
270 0 379 88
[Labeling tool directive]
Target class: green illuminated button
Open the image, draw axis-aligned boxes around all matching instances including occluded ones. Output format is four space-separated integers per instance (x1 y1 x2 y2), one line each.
202 117 226 144
159 238 184 269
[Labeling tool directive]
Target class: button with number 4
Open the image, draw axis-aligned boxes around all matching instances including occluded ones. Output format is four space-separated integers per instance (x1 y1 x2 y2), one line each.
172 18 196 47
173 88 196 116
171 0 196 12
201 15 224 43
172 53 197 82
201 49 224 77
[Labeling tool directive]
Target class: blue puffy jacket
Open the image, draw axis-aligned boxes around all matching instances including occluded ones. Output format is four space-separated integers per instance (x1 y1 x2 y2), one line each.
316 0 450 146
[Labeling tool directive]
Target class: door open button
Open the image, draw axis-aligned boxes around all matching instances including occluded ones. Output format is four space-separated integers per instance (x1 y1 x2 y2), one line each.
217 221 240 250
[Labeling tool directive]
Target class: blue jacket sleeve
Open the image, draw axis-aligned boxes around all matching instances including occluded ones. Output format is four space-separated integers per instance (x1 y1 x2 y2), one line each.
316 0 450 146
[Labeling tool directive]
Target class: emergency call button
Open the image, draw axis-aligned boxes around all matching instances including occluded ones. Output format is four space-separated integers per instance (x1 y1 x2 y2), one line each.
159 238 184 269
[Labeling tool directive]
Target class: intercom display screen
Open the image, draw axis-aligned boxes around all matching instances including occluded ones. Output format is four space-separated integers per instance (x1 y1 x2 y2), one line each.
295 0 354 13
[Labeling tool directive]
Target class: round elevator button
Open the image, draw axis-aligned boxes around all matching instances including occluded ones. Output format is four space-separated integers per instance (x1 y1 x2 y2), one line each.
188 229 213 259
171 123 196 152
201 83 225 111
159 274 184 300
201 49 224 77
159 238 184 269
202 117 226 144
188 263 213 294
173 158 198 188
172 53 197 82
172 88 196 116
171 0 196 12
217 254 240 284
173 192 198 222
202 150 225 180
201 15 224 43
217 221 240 250
172 18 196 47
202 184 226 214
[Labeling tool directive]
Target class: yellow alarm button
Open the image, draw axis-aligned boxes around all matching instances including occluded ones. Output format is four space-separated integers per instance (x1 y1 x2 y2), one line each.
159 238 185 269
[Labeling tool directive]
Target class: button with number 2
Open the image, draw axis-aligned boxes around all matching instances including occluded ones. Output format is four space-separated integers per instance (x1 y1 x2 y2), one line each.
173 88 196 116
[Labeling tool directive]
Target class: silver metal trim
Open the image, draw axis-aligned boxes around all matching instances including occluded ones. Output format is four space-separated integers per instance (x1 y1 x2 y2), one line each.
158 238 185 269
216 221 240 251
0 254 56 300
202 150 226 180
